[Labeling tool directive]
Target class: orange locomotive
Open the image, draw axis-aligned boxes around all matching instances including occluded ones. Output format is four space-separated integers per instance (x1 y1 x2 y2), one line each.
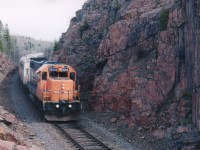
19 53 81 121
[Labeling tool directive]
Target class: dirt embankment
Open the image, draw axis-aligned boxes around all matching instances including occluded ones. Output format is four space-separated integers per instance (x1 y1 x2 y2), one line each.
0 53 15 83
0 53 42 149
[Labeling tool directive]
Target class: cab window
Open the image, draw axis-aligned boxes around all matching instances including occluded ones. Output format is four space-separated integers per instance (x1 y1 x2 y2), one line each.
70 72 75 80
49 71 68 78
42 72 47 80
49 71 58 77
59 72 68 77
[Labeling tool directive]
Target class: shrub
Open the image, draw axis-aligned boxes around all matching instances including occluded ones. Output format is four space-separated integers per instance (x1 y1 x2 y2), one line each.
181 118 192 125
136 47 145 59
113 0 121 12
182 92 192 98
71 17 77 22
53 40 59 51
160 9 169 31
79 20 90 37
175 0 182 4
156 0 160 5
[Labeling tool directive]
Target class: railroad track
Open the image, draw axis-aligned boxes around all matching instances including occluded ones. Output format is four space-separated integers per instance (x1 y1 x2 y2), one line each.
55 123 113 150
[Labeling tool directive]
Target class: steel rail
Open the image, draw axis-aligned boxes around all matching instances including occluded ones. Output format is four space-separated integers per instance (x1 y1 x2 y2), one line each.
54 123 85 150
55 123 113 150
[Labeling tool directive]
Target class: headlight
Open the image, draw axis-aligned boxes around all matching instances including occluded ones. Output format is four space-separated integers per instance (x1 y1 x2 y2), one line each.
61 86 65 90
56 104 59 108
68 104 72 108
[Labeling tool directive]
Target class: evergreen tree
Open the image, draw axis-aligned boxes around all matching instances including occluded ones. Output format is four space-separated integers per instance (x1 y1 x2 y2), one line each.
53 40 59 51
0 20 53 62
3 24 12 56
0 21 4 52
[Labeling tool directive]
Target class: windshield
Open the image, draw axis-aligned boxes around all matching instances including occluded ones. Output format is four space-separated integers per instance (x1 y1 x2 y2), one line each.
49 71 68 78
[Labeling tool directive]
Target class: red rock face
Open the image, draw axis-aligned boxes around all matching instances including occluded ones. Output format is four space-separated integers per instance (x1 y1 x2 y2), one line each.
0 53 15 82
52 0 200 127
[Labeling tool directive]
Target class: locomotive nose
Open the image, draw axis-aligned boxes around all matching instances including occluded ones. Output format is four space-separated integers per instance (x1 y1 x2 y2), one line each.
49 79 74 101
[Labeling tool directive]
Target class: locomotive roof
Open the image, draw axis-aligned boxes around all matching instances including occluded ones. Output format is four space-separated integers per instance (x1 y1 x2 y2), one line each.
30 57 47 61
44 61 60 64
36 64 75 73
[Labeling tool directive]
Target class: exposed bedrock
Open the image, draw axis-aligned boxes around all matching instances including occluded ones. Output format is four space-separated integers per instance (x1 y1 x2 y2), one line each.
0 53 15 82
52 0 200 129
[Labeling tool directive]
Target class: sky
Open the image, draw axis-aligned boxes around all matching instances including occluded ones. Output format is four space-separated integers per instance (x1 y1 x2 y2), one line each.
0 0 87 41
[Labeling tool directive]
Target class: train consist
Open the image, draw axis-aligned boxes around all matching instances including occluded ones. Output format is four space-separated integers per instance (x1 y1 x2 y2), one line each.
18 53 81 121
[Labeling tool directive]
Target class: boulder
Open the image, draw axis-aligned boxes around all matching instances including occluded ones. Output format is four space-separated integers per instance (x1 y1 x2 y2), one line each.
0 140 15 150
16 145 28 150
4 113 17 124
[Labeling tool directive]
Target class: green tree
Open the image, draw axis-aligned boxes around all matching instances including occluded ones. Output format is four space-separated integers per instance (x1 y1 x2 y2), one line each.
0 21 4 52
3 24 13 57
0 20 53 62
53 40 59 51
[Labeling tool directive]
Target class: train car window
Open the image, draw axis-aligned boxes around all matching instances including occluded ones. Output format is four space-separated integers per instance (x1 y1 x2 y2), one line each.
70 72 75 80
42 72 47 80
30 61 34 68
26 69 28 75
19 62 24 70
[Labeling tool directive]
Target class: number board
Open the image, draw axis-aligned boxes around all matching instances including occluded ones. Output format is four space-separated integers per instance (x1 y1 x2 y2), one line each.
49 67 68 72
62 68 68 72
49 68 57 72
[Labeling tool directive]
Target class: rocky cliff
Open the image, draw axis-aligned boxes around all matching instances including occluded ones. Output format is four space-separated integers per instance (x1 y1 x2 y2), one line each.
53 0 200 130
